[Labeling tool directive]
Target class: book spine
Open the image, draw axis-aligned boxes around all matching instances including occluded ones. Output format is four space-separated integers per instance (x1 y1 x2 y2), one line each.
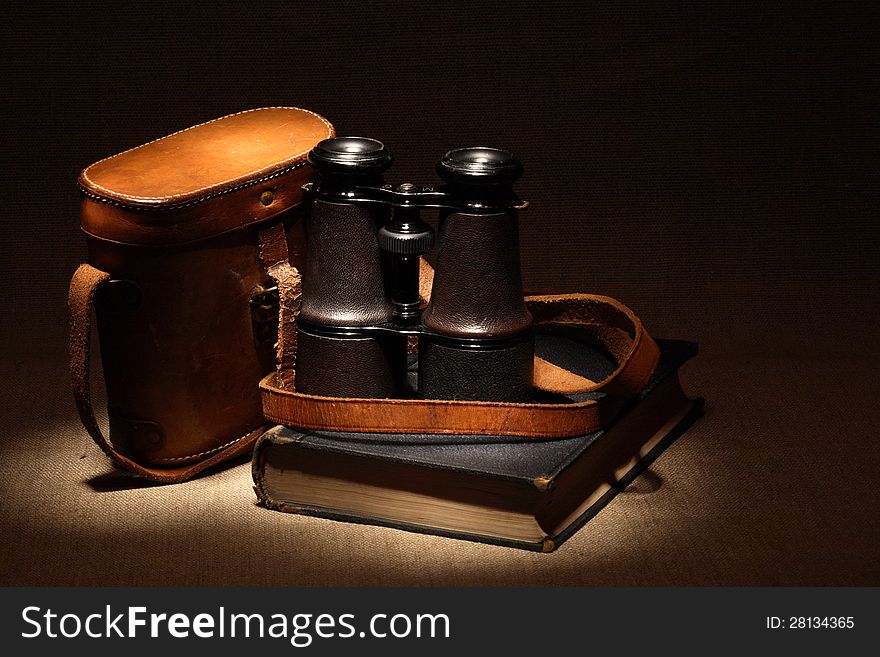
251 430 285 511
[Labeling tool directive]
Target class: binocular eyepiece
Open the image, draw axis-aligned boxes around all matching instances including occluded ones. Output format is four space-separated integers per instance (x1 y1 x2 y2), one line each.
294 136 533 402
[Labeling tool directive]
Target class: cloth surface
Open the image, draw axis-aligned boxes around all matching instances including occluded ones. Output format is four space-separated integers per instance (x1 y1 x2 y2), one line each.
1 282 877 586
1 1 878 585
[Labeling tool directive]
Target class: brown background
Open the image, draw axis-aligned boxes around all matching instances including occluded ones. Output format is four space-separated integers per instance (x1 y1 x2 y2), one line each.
1 1 878 585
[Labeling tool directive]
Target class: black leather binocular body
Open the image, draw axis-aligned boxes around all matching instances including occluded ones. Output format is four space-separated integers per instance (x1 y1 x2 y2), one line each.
294 137 533 402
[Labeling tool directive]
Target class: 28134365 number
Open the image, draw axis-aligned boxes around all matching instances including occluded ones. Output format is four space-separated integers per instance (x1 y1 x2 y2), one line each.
766 616 854 629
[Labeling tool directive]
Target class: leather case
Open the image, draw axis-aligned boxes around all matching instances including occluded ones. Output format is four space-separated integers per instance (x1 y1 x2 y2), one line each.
68 107 334 482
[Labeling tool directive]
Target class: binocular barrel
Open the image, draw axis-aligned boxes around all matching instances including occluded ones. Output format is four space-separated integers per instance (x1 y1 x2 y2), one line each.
419 148 533 402
295 138 407 398
294 136 533 403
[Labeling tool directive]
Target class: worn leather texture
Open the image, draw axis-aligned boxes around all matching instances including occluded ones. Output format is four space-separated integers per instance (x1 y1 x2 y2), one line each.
68 108 334 481
262 293 660 438
298 198 393 326
68 261 268 482
89 230 275 461
423 210 532 338
78 107 334 246
257 221 303 390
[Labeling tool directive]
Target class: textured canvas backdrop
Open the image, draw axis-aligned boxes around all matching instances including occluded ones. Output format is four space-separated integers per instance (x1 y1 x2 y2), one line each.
1 1 878 585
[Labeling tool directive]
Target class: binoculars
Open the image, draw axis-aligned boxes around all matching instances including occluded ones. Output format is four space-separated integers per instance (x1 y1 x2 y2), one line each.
294 136 534 402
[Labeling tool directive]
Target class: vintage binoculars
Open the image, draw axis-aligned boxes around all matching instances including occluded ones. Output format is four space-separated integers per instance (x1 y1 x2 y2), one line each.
294 136 534 402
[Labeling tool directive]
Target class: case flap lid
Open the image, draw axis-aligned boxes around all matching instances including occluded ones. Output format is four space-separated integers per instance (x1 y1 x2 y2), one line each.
79 107 333 209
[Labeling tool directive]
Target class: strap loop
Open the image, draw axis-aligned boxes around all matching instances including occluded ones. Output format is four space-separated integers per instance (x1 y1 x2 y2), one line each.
68 263 262 482
259 292 660 439
257 222 301 389
66 217 299 482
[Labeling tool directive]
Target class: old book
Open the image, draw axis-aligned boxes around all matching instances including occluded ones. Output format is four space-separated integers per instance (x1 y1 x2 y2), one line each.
252 339 702 552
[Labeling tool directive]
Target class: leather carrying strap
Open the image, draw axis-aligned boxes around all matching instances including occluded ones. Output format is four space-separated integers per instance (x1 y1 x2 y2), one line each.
67 223 293 482
257 222 301 389
260 292 661 439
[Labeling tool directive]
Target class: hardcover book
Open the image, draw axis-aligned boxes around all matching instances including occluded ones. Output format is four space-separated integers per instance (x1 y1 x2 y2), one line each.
252 338 702 552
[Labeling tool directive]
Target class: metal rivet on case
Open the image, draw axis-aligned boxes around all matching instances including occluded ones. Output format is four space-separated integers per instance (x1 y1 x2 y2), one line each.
260 190 274 206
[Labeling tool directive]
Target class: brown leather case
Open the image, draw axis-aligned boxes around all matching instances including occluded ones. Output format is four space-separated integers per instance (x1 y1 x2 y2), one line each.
68 107 334 482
